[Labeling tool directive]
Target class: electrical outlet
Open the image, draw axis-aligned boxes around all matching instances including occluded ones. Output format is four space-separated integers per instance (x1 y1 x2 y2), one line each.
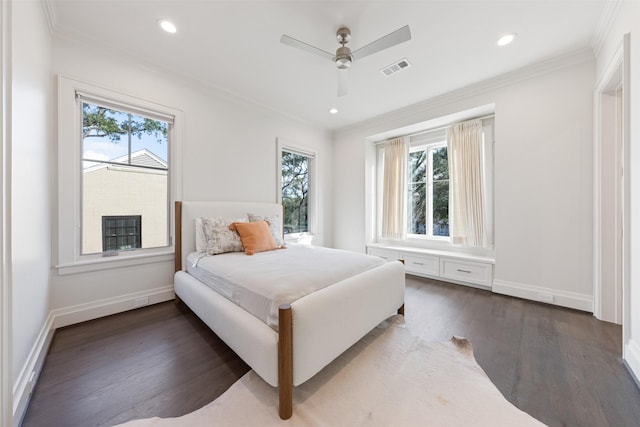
537 293 554 303
134 296 149 308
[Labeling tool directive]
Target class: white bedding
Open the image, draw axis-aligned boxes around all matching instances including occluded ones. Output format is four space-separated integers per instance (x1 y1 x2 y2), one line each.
186 244 386 331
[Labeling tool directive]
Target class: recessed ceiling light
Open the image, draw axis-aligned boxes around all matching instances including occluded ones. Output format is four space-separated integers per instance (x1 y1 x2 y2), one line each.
158 19 177 34
329 108 338 114
497 33 517 46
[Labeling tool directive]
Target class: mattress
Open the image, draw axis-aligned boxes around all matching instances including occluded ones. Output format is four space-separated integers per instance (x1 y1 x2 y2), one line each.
186 244 386 331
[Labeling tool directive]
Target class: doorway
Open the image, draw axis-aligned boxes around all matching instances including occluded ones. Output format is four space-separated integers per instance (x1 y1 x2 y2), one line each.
594 34 630 331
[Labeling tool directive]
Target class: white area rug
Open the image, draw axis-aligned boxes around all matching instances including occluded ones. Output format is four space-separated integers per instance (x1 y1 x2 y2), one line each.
117 316 545 426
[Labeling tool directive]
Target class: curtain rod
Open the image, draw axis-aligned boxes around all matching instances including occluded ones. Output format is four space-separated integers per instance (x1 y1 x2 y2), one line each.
375 113 495 145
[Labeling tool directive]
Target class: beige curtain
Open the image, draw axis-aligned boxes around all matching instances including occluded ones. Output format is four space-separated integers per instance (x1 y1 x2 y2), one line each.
381 137 408 240
448 120 486 247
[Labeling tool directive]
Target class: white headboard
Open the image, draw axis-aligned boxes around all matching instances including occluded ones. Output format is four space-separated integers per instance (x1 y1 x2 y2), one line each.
175 201 282 271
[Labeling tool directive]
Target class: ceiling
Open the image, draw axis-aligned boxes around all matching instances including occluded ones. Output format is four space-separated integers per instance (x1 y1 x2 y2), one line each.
49 0 610 131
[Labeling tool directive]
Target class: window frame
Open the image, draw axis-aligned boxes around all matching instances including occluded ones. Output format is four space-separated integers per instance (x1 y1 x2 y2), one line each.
407 141 450 241
56 76 182 275
276 138 317 242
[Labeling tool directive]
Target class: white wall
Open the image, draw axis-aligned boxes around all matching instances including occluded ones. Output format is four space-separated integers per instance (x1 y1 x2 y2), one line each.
10 0 53 422
596 0 640 382
50 37 333 315
333 55 595 311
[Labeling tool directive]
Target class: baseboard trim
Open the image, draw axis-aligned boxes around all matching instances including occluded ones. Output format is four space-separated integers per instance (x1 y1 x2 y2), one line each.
624 339 640 389
52 285 175 328
492 279 593 312
13 285 175 426
12 312 54 427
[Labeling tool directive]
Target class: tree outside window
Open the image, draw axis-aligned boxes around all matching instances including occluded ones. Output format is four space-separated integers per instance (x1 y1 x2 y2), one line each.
408 144 449 238
281 151 309 234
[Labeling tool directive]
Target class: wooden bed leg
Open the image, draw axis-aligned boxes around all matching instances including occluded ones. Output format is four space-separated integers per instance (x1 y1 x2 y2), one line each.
278 304 293 420
397 304 405 316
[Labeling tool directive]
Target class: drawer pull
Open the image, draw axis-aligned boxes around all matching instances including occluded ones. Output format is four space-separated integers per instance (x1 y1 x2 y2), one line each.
457 269 472 273
412 262 425 266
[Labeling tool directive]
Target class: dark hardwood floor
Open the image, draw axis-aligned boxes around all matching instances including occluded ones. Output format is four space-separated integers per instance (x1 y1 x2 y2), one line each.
22 275 640 427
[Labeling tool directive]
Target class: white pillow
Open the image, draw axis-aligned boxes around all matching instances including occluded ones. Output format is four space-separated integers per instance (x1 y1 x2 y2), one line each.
202 216 246 255
248 212 286 248
195 218 207 253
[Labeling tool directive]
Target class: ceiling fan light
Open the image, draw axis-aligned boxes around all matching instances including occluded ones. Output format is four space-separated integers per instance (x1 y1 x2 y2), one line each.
329 107 338 114
335 46 353 69
336 57 352 69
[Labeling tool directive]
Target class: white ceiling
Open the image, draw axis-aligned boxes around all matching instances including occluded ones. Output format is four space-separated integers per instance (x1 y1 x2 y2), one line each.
49 0 609 131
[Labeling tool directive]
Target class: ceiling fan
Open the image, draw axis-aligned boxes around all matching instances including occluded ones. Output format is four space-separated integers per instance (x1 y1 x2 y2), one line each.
280 25 411 97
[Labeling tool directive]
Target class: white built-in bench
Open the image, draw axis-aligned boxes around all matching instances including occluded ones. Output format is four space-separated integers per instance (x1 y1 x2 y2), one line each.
367 243 495 289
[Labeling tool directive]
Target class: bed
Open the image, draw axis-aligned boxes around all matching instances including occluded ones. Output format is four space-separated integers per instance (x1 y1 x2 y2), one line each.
173 201 405 419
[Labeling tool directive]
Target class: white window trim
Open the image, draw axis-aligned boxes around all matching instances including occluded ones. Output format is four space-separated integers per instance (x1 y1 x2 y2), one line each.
407 140 450 241
276 138 317 241
56 75 182 275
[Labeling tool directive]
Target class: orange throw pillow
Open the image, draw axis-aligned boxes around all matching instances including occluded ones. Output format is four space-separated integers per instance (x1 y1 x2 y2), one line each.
229 221 279 255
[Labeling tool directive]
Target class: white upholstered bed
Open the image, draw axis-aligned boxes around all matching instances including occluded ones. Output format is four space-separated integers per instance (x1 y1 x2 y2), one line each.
173 201 405 419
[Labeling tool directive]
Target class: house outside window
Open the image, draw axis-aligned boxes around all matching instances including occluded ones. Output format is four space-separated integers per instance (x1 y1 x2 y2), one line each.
81 101 170 255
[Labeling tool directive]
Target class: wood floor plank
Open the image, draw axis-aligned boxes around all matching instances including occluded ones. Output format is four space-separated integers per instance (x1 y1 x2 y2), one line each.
21 275 640 427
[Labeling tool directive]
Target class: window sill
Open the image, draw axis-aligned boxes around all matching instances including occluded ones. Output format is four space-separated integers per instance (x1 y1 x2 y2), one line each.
56 250 174 276
284 233 314 245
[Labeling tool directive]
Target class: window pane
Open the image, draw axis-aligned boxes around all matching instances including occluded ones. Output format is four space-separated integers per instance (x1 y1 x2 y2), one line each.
82 103 168 167
432 146 448 180
409 182 426 234
409 151 426 183
82 101 169 254
281 151 309 234
433 181 449 236
408 150 427 235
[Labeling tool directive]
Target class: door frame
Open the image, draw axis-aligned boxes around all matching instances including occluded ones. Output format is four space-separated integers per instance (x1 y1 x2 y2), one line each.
593 35 629 327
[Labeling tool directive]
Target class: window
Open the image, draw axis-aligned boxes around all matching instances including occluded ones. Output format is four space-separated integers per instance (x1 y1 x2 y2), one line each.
81 100 170 255
375 115 494 248
57 76 182 274
102 215 142 251
409 143 449 238
277 139 316 239
281 151 310 234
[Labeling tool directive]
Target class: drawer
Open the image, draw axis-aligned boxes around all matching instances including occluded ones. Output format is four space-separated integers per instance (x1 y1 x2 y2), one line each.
439 258 492 287
403 253 439 276
367 247 400 262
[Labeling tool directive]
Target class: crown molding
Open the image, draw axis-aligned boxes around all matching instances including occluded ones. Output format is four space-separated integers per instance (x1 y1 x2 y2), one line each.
51 28 327 135
591 0 623 58
334 47 595 136
40 0 57 35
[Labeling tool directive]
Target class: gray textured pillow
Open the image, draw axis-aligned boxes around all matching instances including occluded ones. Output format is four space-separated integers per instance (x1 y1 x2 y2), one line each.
248 213 286 248
202 216 246 255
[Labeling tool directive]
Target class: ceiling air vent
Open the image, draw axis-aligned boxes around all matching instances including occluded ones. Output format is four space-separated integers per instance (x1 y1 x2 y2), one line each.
380 58 411 76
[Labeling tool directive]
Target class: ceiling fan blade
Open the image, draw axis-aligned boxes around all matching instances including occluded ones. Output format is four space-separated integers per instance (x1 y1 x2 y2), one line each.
337 69 348 97
280 34 334 60
352 25 411 60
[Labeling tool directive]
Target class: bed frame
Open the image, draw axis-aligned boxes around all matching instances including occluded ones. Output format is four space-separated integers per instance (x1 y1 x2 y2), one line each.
174 201 405 419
